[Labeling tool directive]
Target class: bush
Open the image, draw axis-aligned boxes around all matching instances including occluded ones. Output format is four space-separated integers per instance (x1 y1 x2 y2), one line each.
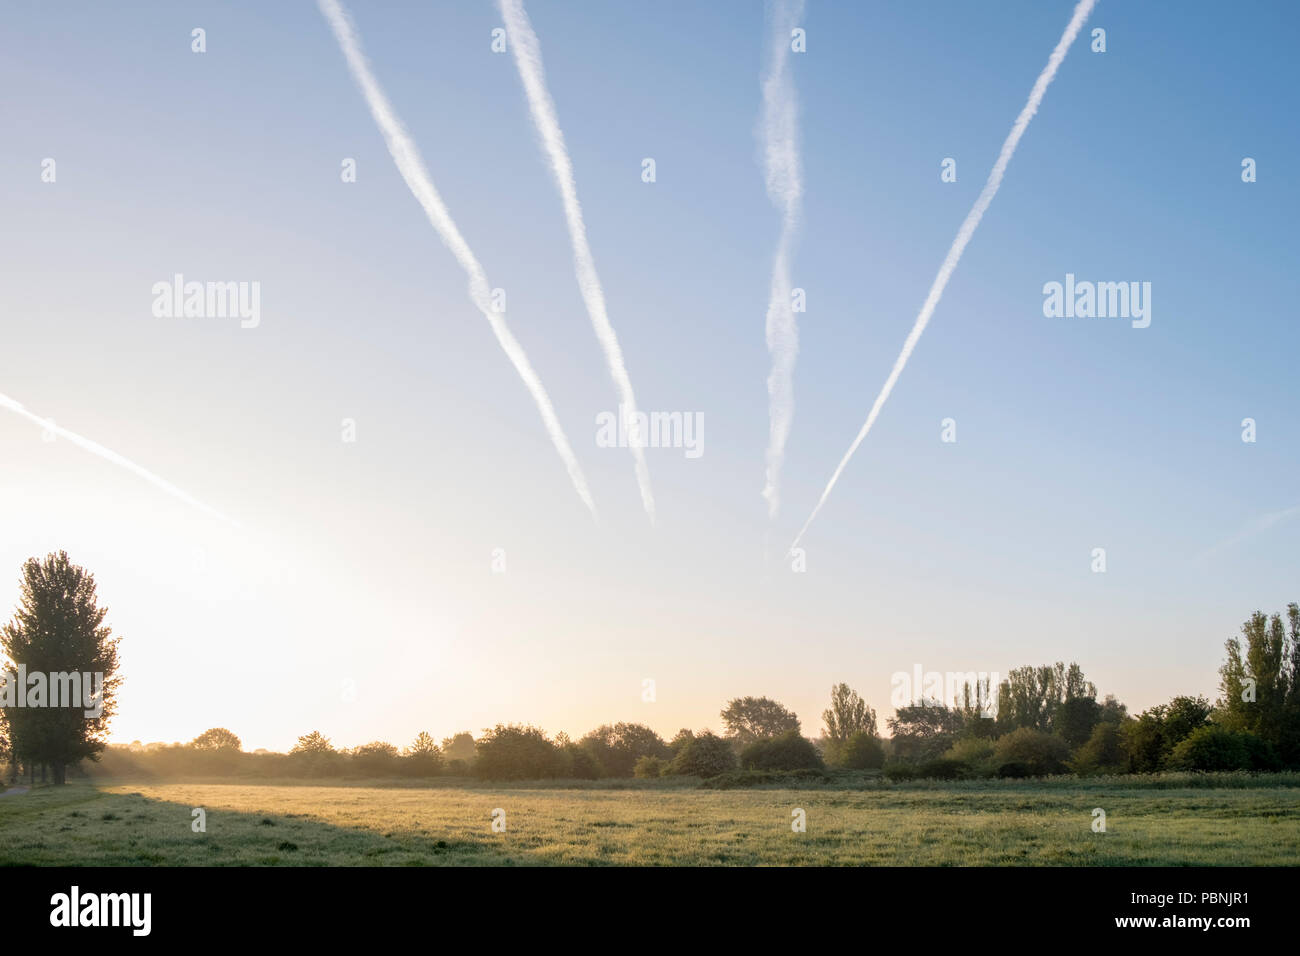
883 760 917 782
996 761 1033 779
474 724 566 780
669 731 736 778
699 768 829 789
1071 722 1128 775
1242 733 1282 772
740 730 824 772
943 737 996 776
578 723 670 778
633 755 666 778
563 743 601 779
830 731 885 770
915 758 968 780
350 741 400 776
993 727 1070 776
1167 726 1269 772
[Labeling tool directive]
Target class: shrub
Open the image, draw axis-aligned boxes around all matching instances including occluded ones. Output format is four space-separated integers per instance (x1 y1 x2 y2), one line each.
1071 722 1128 775
883 761 917 782
1242 733 1282 772
1121 696 1212 772
1055 697 1103 748
667 729 695 757
563 743 601 779
1167 726 1264 772
699 768 829 789
993 727 1070 776
915 758 968 780
669 731 736 778
633 755 666 778
830 731 885 770
578 723 670 777
401 732 444 777
943 737 996 776
740 729 824 771
350 741 400 776
996 761 1033 779
474 724 566 780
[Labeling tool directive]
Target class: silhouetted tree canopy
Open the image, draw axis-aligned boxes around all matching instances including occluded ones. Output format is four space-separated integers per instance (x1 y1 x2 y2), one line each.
720 696 800 745
1 552 121 784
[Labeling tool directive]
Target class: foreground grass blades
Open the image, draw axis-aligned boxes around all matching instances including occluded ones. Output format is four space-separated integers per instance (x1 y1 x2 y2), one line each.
1 775 1298 866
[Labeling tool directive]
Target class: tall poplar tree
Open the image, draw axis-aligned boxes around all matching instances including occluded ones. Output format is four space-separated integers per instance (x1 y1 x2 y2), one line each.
1 552 121 784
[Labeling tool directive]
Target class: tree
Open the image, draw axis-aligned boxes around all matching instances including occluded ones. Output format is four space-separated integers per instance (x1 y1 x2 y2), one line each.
740 729 824 771
667 729 694 757
0 552 122 784
1099 694 1128 724
669 731 736 778
720 696 800 746
829 730 885 770
561 742 601 779
406 731 439 757
1218 605 1297 762
1071 722 1127 775
474 724 565 780
191 728 241 752
993 727 1070 776
1055 697 1102 749
1120 712 1166 773
633 755 666 778
440 732 477 764
1162 696 1213 745
351 741 400 775
578 722 670 777
822 683 878 758
402 732 443 776
995 662 1095 735
886 698 965 762
291 731 335 755
1167 726 1252 772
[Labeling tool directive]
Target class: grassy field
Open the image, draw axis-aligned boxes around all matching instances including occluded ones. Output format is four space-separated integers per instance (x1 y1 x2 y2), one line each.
1 775 1297 865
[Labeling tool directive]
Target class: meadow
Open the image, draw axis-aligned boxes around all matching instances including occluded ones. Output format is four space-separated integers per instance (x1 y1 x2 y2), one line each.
1 774 1297 866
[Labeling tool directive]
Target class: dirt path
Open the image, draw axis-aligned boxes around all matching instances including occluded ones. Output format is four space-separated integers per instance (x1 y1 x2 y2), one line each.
0 786 31 797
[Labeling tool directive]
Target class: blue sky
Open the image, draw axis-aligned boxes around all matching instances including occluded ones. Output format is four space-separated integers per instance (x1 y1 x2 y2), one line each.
1 1 1296 750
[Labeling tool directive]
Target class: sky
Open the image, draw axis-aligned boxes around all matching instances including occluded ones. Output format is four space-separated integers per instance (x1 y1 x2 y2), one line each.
1 1 1297 752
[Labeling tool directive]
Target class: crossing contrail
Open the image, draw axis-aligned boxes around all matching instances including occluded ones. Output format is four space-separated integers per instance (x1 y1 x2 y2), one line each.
318 0 598 518
0 391 236 525
498 0 655 523
759 0 806 518
791 0 1097 551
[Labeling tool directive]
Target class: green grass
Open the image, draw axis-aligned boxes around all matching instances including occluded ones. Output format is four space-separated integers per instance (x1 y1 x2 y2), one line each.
1 775 1297 865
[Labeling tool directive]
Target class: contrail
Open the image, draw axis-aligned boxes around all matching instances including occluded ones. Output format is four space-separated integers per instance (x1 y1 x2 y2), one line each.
317 0 597 519
1197 504 1300 562
0 391 236 525
498 0 655 523
790 0 1096 552
759 0 806 518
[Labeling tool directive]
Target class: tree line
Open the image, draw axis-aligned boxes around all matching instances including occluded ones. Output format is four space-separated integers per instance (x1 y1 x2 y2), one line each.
3 552 1299 784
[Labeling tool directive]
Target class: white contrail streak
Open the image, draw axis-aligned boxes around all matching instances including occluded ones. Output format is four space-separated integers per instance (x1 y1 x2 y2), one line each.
498 0 655 523
759 0 806 518
318 0 598 519
0 391 236 525
791 0 1096 551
